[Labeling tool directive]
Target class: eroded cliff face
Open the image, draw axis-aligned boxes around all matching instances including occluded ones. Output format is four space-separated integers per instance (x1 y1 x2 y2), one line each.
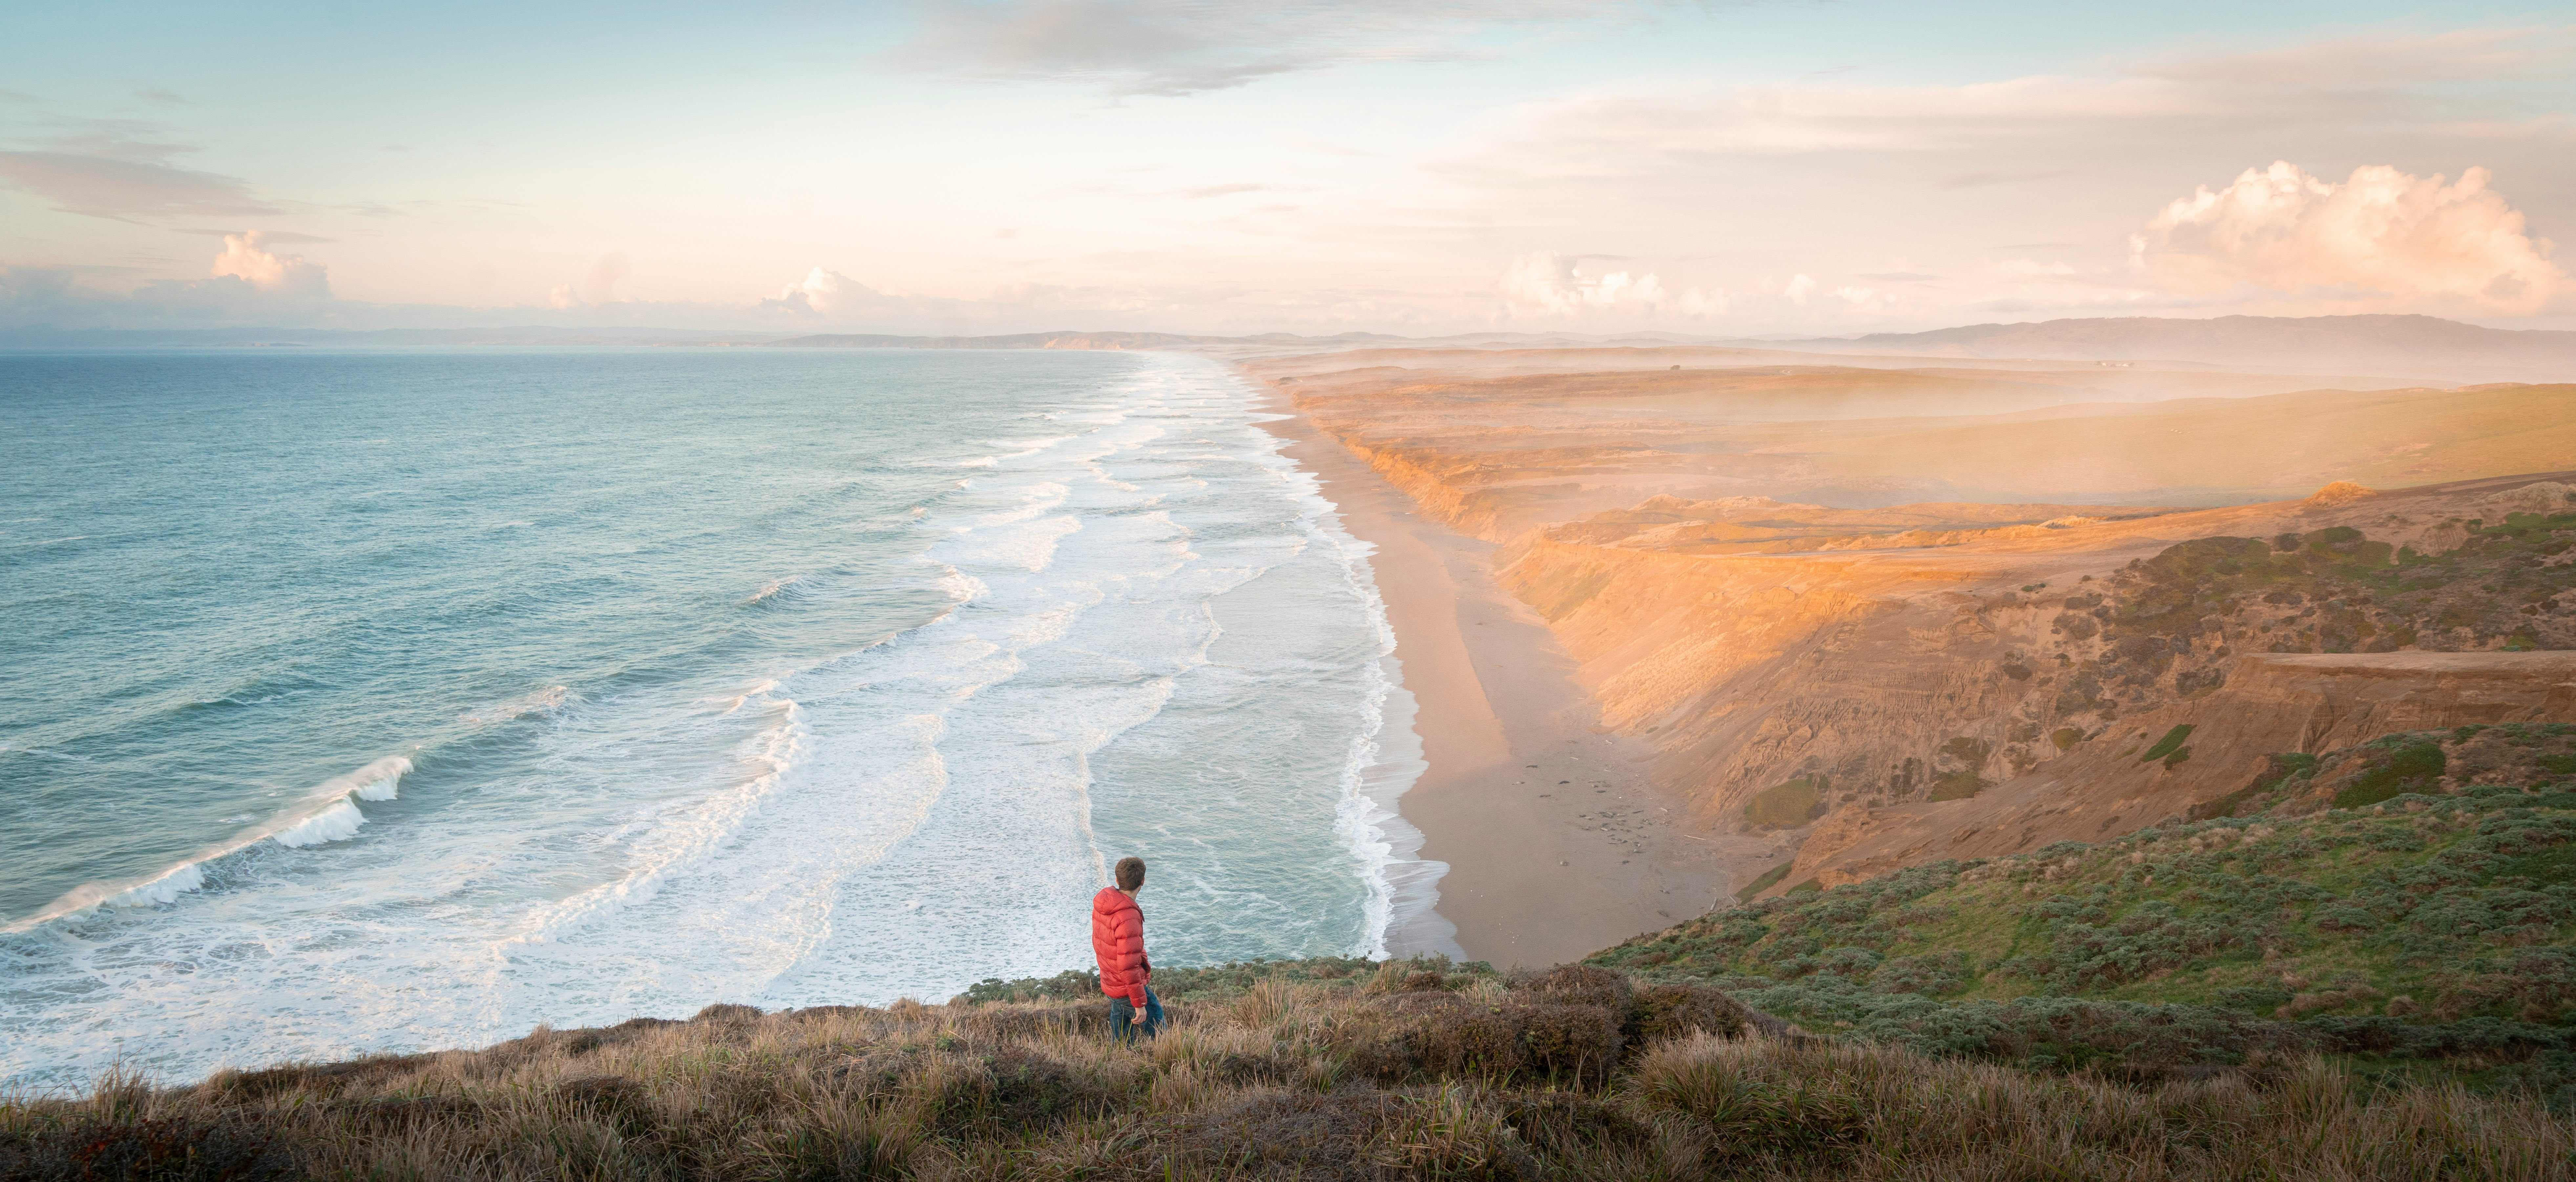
1458 457 2576 893
1783 652 2576 892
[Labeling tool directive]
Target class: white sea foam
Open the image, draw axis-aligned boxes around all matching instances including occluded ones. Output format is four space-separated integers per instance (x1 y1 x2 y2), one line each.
271 798 367 847
975 482 1071 526
103 862 207 910
463 686 568 724
5 755 413 933
323 756 412 803
507 691 809 946
983 435 1073 462
931 567 988 605
716 678 780 715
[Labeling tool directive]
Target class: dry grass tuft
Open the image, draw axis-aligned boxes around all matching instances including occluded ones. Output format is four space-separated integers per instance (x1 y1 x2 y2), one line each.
4 970 2570 1180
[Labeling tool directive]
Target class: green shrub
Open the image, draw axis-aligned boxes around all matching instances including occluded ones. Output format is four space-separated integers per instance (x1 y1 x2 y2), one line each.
1743 778 1823 826
2333 739 2447 809
2139 724 2195 763
1734 862 1793 901
2492 845 2576 886
2214 985 2292 1014
1592 779 2576 1076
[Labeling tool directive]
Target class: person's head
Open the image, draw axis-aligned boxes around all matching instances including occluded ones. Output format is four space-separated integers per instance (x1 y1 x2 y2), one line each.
1114 856 1146 893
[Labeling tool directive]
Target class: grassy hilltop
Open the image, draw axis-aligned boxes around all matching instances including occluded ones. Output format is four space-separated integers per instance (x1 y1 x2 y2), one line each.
4 959 2566 1181
11 732 2576 1178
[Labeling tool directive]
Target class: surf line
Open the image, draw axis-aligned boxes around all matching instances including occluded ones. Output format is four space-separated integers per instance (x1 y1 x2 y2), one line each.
4 755 413 933
1223 357 1455 960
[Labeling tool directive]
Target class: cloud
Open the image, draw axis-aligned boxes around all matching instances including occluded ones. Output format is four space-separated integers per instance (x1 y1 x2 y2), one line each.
0 149 281 222
1280 132 1381 158
2137 25 2576 86
2128 161 2570 314
1499 256 1902 328
762 266 887 315
0 233 336 329
582 251 631 305
183 227 333 244
0 263 333 331
902 0 1633 97
1937 169 2076 189
0 107 287 223
1448 27 2576 182
1165 182 1291 199
208 232 330 296
1458 75 2215 174
1497 251 1723 316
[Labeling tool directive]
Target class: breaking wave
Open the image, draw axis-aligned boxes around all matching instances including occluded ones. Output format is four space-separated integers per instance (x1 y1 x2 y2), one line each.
5 755 413 933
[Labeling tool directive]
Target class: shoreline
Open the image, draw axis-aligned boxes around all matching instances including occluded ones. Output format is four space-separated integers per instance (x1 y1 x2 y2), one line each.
1253 383 1742 967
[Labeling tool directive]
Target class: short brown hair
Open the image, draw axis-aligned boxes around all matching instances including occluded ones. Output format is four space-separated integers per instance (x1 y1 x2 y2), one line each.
1114 856 1146 891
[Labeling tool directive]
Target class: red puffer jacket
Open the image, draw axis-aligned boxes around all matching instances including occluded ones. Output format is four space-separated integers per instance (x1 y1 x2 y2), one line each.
1090 887 1150 1006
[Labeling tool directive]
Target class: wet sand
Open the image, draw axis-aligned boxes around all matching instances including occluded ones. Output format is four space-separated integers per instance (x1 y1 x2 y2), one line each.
1258 390 1743 967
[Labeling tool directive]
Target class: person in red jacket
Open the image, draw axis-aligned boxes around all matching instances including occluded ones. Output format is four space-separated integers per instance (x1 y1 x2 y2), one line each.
1091 856 1161 1043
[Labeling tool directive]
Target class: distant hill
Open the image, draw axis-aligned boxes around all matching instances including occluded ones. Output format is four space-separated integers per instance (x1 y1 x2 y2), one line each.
770 330 1256 350
0 326 786 349
18 315 2568 378
762 329 1708 355
539 315 2576 379
1762 314 2576 381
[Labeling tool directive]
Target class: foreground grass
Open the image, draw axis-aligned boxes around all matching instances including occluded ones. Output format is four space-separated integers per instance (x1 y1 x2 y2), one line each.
5 963 2570 1180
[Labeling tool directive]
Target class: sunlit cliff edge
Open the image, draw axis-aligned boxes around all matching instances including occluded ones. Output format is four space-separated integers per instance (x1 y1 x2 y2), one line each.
1245 339 2576 900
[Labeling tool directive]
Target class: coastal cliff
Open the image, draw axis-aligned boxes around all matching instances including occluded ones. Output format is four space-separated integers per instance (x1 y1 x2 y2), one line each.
1506 476 2576 893
1258 347 2576 899
1785 651 2576 890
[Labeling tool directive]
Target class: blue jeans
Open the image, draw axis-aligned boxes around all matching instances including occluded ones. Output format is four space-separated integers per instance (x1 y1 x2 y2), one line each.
1110 986 1163 1043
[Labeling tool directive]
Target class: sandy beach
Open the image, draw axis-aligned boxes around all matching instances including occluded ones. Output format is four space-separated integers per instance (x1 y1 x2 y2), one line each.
1258 387 1755 967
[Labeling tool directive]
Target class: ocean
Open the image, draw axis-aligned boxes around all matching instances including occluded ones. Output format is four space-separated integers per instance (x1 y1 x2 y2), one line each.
0 347 1439 1092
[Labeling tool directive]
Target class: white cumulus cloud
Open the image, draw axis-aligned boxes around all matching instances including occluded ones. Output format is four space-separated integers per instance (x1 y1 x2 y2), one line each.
2128 161 2570 315
209 232 329 296
1498 251 1722 317
764 266 869 315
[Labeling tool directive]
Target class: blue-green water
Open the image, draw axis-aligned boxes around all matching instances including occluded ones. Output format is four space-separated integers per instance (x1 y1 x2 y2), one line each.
0 348 1439 1090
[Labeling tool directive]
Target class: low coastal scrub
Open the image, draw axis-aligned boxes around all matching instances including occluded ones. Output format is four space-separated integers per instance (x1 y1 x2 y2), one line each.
1892 503 2576 818
1591 767 2576 1108
2091 504 2576 664
6 961 2569 1180
1741 778 1823 828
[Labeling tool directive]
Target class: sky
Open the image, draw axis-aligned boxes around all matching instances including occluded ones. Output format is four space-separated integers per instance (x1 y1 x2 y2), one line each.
3 0 2574 337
